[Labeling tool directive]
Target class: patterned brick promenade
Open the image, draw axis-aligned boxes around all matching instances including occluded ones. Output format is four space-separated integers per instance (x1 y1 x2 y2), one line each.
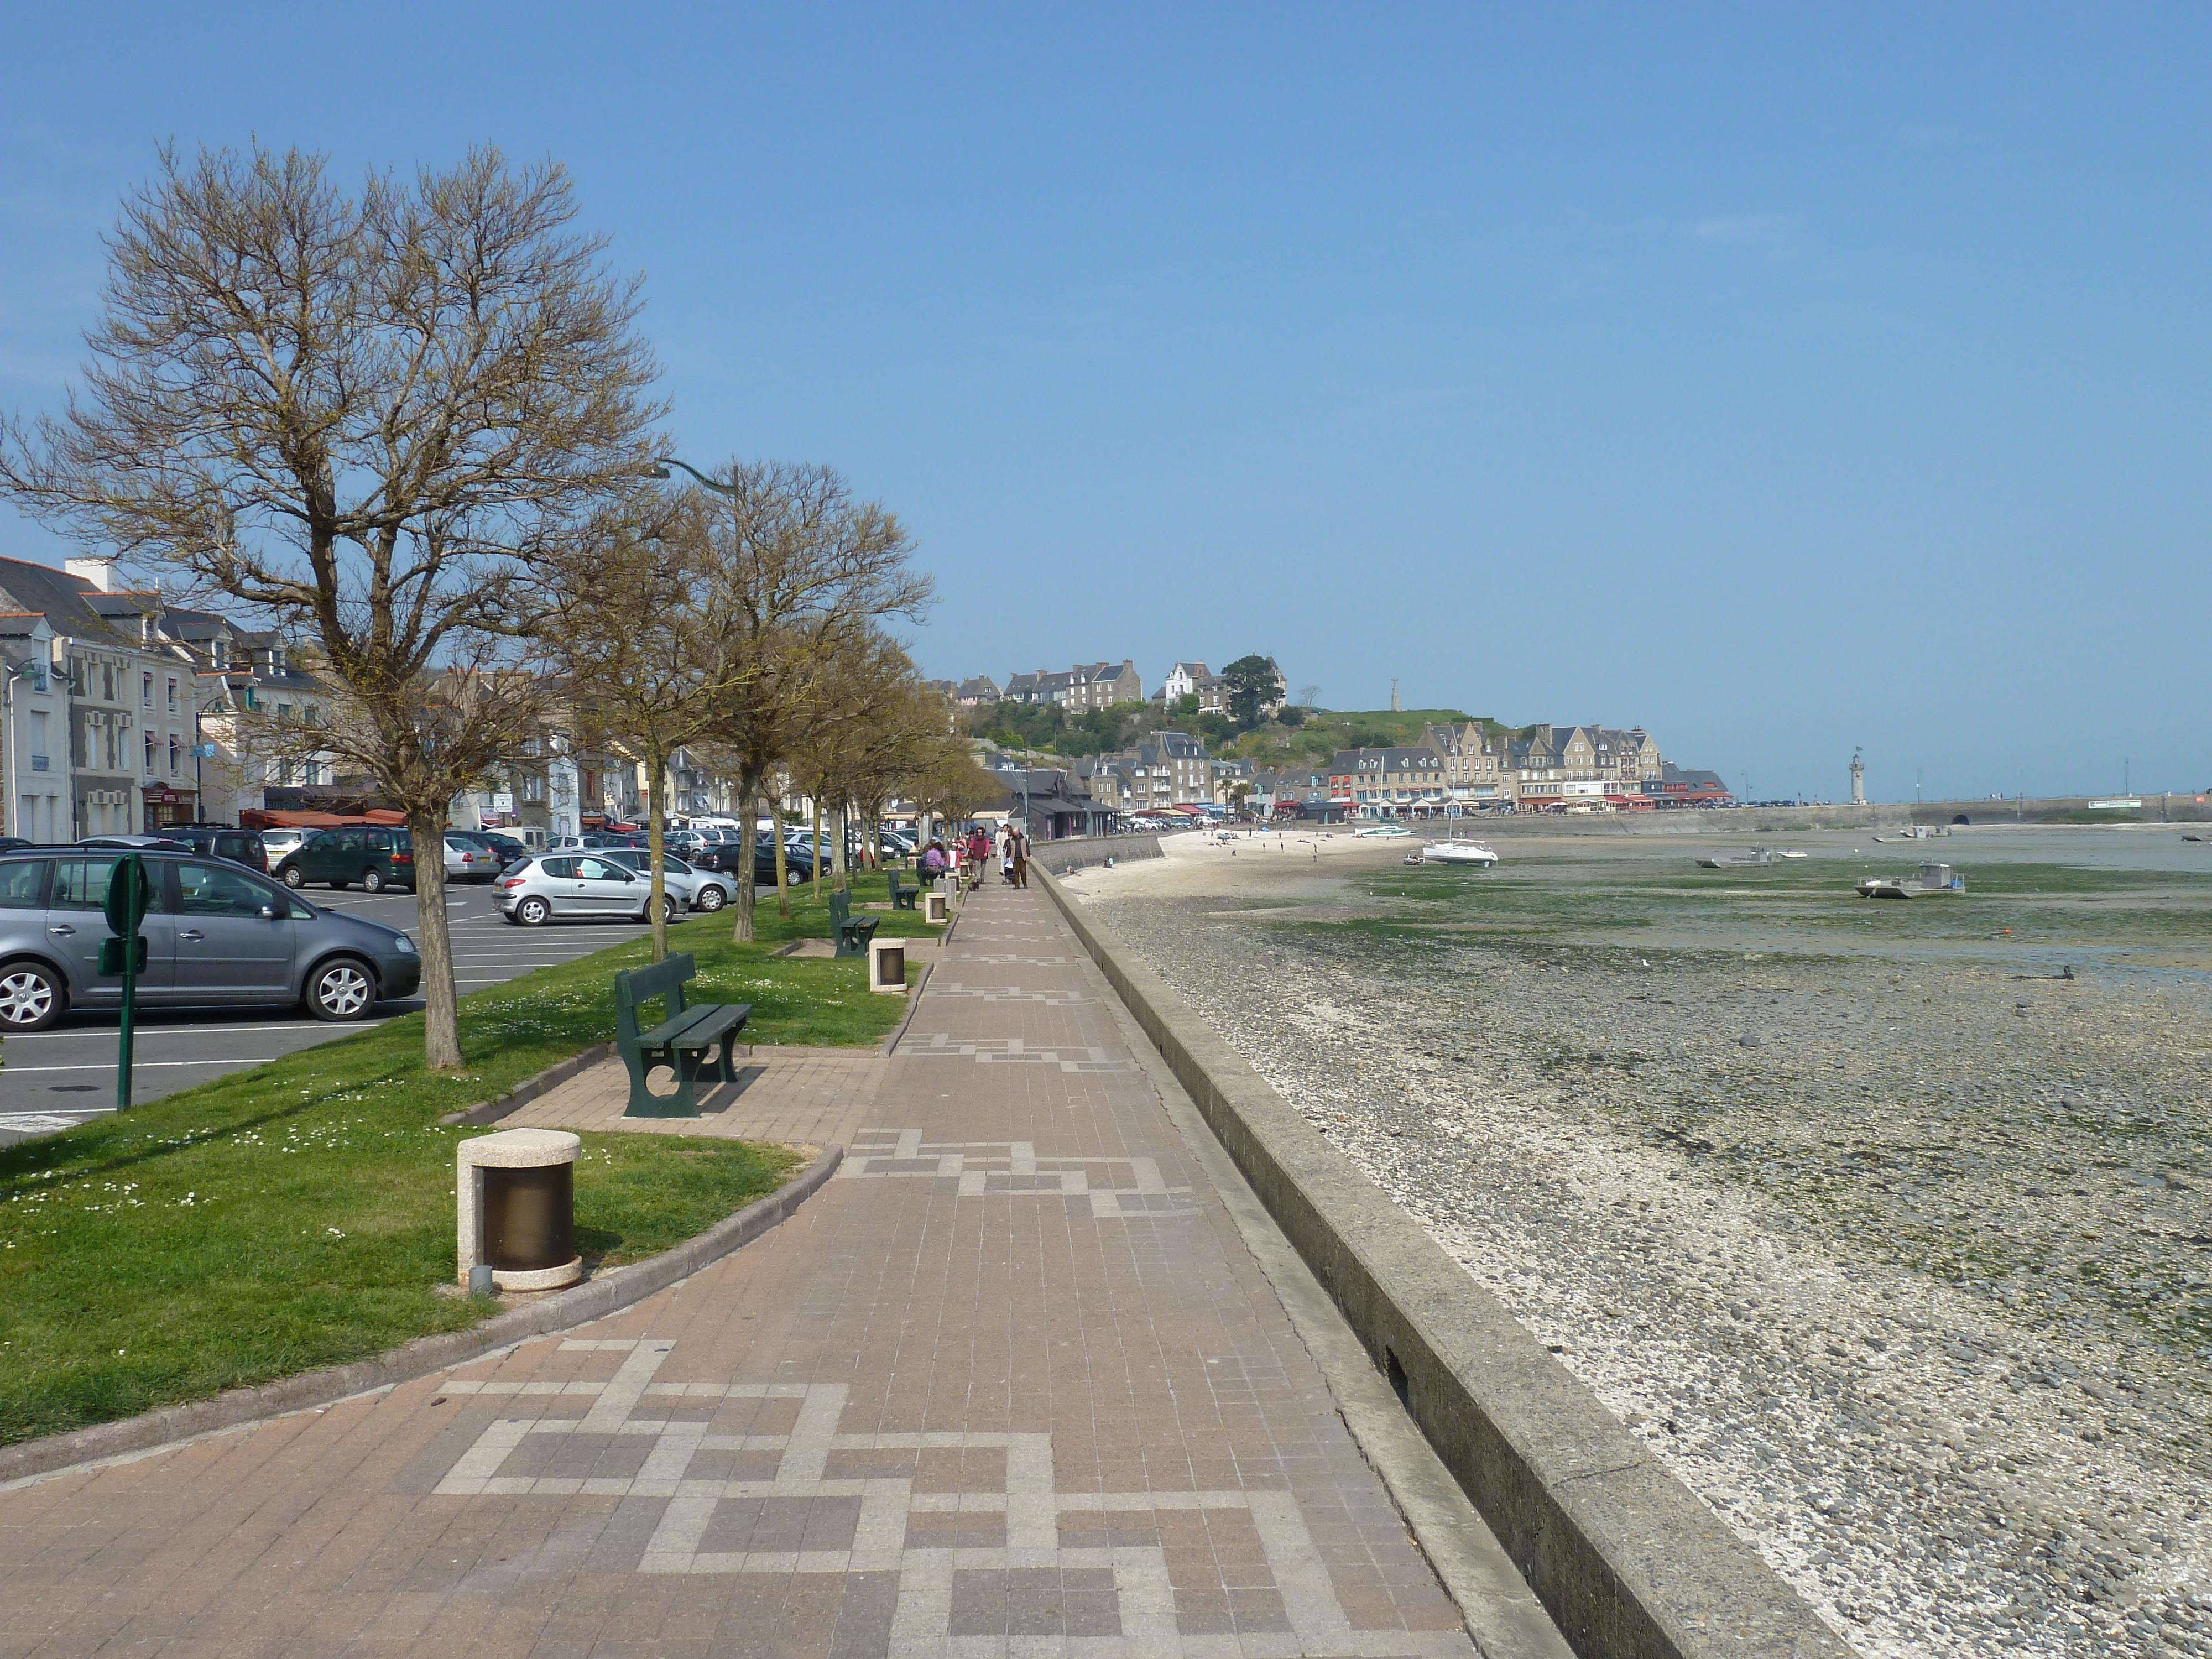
0 885 1477 1657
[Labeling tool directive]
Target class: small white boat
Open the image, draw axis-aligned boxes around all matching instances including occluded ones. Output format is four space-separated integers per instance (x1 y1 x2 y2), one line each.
1872 826 1950 843
1417 839 1499 868
1855 862 1965 899
1698 846 1777 869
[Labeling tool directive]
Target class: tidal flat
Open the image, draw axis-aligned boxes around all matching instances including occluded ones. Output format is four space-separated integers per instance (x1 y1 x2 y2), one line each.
1070 825 2212 1659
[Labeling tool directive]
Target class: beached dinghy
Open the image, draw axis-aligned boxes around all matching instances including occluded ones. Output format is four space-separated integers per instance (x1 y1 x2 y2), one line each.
1855 862 1965 899
1698 846 1777 869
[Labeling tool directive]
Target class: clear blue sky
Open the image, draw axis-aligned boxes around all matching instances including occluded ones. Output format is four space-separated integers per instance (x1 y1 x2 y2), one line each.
3 4 2206 802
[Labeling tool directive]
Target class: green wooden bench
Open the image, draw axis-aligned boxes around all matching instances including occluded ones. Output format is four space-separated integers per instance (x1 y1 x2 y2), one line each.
614 952 750 1119
888 865 920 910
827 889 880 958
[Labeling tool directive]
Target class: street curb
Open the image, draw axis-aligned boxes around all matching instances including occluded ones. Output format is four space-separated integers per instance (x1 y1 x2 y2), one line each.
1035 870 1850 1659
440 1042 615 1127
0 1144 843 1489
881 962 932 1053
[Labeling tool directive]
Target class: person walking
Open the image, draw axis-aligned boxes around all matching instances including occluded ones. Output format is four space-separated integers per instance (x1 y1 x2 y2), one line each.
1000 825 1017 884
1011 825 1030 889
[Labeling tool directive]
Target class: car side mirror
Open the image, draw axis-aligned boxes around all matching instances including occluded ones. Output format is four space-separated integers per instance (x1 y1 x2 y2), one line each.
258 904 279 920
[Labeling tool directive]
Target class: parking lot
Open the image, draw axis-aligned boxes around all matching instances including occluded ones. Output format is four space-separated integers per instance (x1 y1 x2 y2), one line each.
0 878 761 1146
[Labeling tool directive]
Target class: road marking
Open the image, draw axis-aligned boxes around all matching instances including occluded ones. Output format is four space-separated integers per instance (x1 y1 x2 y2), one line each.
3 1021 393 1042
8 1058 279 1073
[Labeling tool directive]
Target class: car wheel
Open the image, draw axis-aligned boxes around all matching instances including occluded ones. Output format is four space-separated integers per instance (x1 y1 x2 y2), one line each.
281 866 306 889
787 868 805 886
515 895 551 926
0 961 64 1031
305 957 376 1022
362 868 386 894
695 883 727 911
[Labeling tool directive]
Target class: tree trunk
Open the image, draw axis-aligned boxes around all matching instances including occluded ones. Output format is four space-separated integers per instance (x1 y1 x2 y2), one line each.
834 797 849 892
646 747 670 963
732 769 758 943
772 786 791 916
407 805 465 1071
812 796 826 898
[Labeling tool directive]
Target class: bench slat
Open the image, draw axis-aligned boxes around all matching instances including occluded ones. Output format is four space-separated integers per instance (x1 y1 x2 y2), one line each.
638 1005 750 1050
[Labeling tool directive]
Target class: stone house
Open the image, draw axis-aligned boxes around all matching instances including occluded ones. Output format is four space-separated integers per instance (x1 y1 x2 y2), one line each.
1328 748 1449 817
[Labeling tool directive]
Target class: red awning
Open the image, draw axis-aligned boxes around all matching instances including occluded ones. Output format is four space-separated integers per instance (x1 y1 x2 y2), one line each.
241 807 409 830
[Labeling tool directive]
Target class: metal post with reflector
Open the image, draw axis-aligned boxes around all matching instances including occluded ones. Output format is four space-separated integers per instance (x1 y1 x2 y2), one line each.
99 853 153 1112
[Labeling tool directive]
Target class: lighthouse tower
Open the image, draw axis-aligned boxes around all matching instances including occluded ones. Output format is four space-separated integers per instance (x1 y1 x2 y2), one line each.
1850 748 1866 806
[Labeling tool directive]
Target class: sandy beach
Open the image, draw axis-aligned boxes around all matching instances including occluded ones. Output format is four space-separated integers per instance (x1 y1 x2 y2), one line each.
1062 823 2212 1658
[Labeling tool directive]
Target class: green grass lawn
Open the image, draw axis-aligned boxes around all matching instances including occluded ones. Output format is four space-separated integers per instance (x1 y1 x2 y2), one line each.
0 895 935 1447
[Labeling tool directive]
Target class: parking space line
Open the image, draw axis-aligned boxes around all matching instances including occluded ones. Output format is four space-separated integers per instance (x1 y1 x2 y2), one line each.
11 1059 278 1073
3 1022 392 1041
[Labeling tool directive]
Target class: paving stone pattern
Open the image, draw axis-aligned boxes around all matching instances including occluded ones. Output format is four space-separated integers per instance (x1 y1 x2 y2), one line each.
0 886 1474 1657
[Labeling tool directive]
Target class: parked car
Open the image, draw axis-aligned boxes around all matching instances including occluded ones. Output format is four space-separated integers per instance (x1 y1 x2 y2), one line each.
596 847 735 912
260 826 310 862
494 853 676 926
443 834 499 884
687 830 747 873
550 832 644 852
0 848 420 1029
755 842 817 887
151 825 270 874
473 830 530 869
271 825 417 893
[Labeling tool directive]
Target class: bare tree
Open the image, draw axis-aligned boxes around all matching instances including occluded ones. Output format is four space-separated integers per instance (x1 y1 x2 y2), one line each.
785 630 919 893
682 462 932 941
0 143 662 1070
546 492 764 961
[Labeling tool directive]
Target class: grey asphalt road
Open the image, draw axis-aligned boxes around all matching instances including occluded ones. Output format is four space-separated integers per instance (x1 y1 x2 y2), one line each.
0 878 764 1147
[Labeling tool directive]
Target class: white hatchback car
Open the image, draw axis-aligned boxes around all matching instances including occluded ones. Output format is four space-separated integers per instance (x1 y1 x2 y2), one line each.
496 854 675 926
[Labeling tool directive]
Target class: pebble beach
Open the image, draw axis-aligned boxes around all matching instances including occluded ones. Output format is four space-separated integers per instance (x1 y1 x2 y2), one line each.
1064 823 2212 1658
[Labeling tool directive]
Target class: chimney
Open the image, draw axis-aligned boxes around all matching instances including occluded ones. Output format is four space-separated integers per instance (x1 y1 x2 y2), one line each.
65 556 119 593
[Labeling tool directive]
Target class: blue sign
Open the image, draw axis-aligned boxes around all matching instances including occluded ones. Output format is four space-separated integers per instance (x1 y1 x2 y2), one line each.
190 743 217 758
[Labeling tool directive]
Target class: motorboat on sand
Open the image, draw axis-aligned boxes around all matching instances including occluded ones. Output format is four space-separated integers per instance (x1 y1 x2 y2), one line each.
1412 839 1500 868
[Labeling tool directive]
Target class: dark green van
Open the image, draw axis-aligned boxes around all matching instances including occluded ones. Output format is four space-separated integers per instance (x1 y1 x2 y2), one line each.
271 825 417 893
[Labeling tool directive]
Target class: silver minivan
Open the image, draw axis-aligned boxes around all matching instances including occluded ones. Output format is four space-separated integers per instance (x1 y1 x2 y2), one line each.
0 849 422 1029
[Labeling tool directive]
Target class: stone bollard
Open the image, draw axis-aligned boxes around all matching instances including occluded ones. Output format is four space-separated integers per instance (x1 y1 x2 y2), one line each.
457 1128 583 1291
923 889 948 925
867 935 908 994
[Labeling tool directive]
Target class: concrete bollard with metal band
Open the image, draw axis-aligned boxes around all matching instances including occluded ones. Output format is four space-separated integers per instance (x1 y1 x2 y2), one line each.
867 935 907 994
457 1128 583 1292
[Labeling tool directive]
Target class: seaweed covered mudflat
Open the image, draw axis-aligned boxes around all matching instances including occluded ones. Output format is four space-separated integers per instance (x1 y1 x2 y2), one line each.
1076 826 2212 1659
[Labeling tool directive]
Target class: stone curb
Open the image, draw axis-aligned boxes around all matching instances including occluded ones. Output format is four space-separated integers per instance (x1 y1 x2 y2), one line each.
1036 870 1850 1659
881 962 932 1053
441 1042 615 1127
0 1144 843 1489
